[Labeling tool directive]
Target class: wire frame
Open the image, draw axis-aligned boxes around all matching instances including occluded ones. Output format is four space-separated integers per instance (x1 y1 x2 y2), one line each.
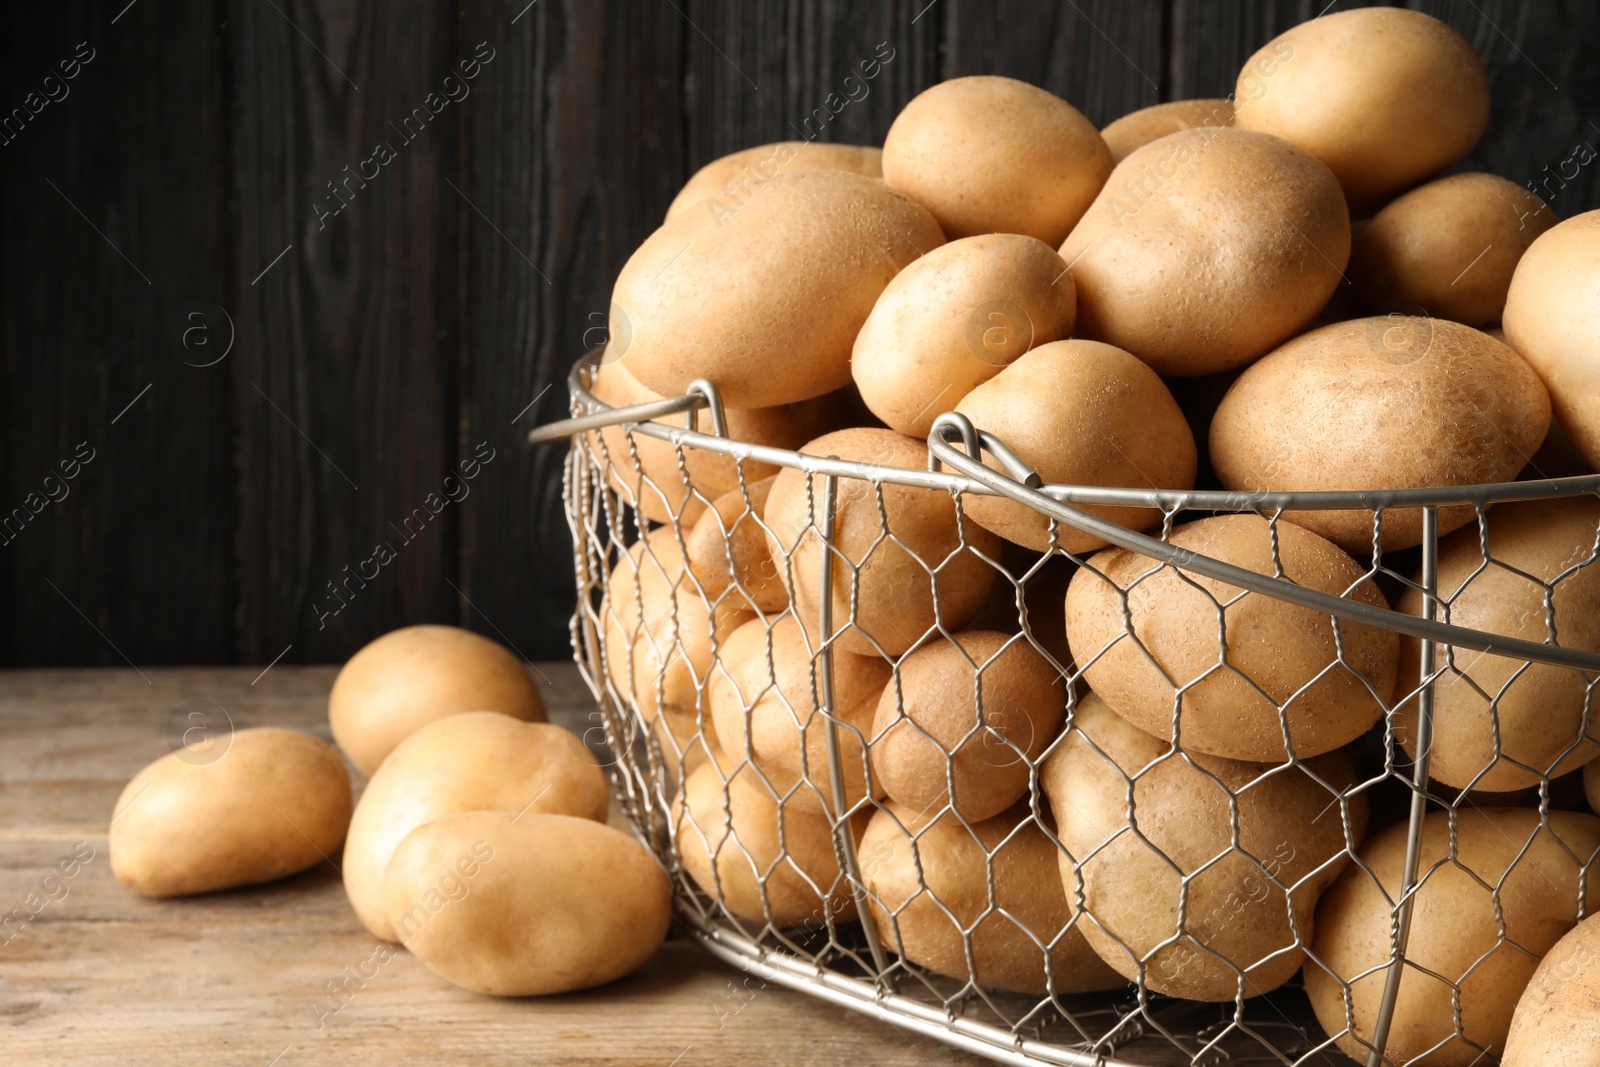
538 349 1600 1067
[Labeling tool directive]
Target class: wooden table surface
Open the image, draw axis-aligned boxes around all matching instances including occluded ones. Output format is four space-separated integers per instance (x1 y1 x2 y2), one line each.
0 665 987 1066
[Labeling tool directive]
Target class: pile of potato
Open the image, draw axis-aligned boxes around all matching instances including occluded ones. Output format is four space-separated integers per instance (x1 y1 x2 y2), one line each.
110 625 671 998
596 5 1600 1064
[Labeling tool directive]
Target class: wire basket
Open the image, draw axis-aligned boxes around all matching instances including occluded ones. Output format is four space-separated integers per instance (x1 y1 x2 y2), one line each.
530 348 1600 1067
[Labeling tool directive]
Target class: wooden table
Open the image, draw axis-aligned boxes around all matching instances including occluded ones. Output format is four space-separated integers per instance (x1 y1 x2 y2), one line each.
0 665 986 1066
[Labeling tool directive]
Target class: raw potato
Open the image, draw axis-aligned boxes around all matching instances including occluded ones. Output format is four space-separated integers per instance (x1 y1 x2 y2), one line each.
685 476 786 614
382 811 670 996
602 528 753 759
852 234 1077 438
965 551 1076 669
111 728 351 897
666 141 882 220
1101 98 1234 165
953 340 1197 553
763 427 999 657
1503 914 1600 1067
708 615 891 814
860 803 1125 995
882 76 1112 246
676 754 857 925
1209 317 1552 552
870 630 1064 823
1042 695 1365 1000
329 625 545 777
587 359 834 527
1350 173 1556 327
616 169 944 408
1396 497 1600 792
1306 808 1600 1067
1504 210 1600 472
1233 7 1490 214
343 713 608 940
1066 514 1398 763
1060 127 1349 376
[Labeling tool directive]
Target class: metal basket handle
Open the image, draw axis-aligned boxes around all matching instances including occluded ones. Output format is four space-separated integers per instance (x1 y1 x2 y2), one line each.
926 412 1600 676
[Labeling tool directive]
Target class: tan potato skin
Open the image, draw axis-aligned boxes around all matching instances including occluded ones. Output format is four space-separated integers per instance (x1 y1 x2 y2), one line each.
329 625 545 776
859 802 1126 995
1066 514 1397 763
1100 98 1234 165
1351 173 1557 327
587 360 835 528
616 170 945 409
1060 127 1349 376
111 728 352 897
676 755 858 925
602 528 753 758
1306 808 1600 1067
1209 317 1552 553
381 812 670 997
1233 7 1490 214
1503 914 1600 1067
851 234 1077 438
1042 695 1365 1000
685 476 787 614
1504 210 1600 472
882 76 1112 246
666 141 883 220
763 427 999 657
953 340 1197 554
870 630 1064 823
708 615 890 815
343 713 608 941
1396 497 1600 792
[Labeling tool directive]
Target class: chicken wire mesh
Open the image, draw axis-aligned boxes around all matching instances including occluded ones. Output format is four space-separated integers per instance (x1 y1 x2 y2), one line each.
532 350 1600 1067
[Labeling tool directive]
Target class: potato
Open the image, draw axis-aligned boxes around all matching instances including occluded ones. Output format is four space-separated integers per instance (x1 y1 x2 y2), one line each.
1305 808 1600 1066
859 802 1125 995
882 76 1111 246
329 625 544 776
1060 127 1349 376
1350 173 1557 327
676 754 857 925
343 713 608 940
685 476 786 614
1042 694 1364 1000
965 550 1075 669
1209 317 1552 553
382 811 670 996
1100 98 1233 165
111 728 351 897
852 234 1077 438
616 169 944 408
1504 210 1600 472
1394 497 1600 793
1066 514 1397 762
587 360 834 527
1232 7 1490 214
708 615 890 814
666 141 882 220
1503 914 1600 1067
953 339 1197 554
763 427 999 657
602 528 753 757
870 630 1064 823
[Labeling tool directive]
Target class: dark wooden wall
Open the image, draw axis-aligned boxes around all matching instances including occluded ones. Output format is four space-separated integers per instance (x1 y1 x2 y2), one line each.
1 0 1596 667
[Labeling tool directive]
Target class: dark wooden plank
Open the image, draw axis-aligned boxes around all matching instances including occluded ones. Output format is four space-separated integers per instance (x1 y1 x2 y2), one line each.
1168 0 1331 102
230 1 460 664
455 1 691 661
0 3 235 667
942 0 1164 126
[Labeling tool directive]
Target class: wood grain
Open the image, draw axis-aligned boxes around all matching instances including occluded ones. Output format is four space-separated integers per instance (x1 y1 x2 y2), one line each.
0 665 988 1066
